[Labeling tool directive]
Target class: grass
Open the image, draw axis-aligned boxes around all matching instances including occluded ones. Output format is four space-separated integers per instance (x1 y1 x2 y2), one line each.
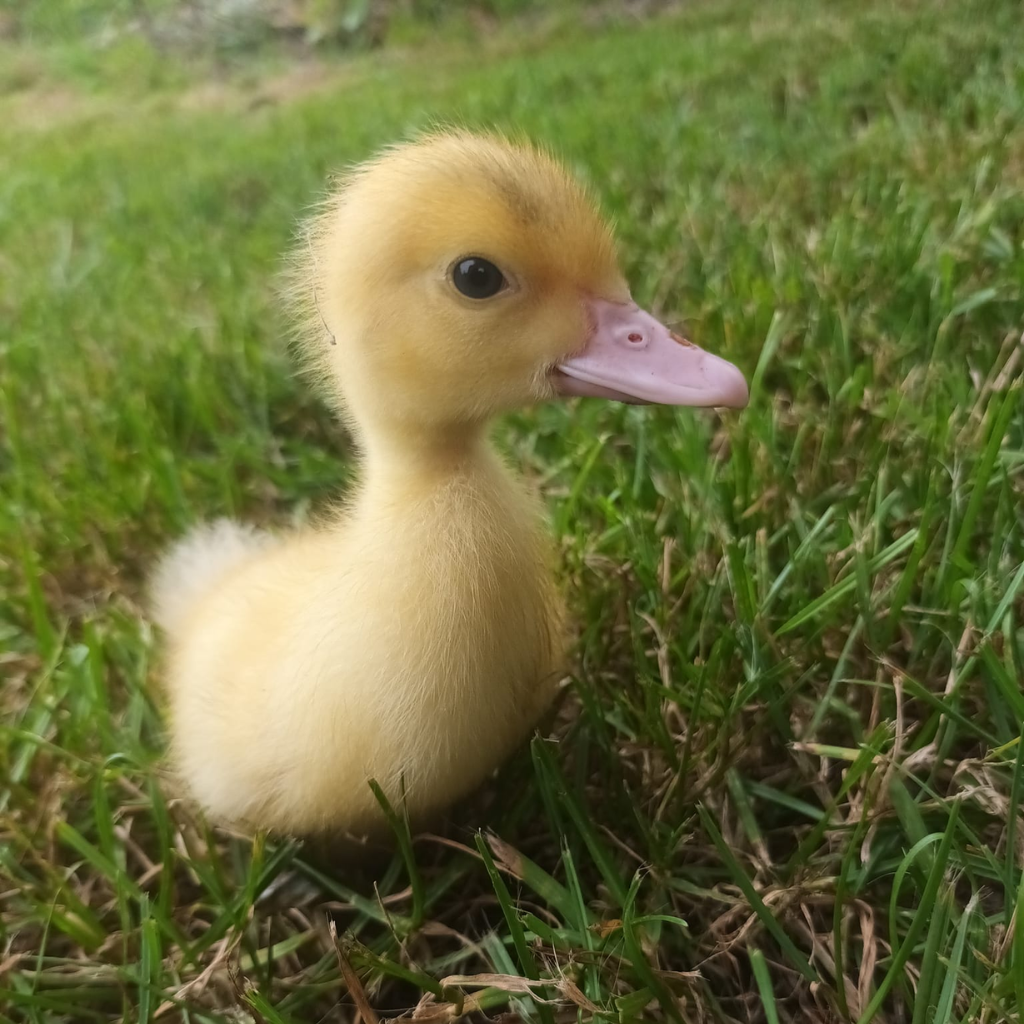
1 0 1023 1020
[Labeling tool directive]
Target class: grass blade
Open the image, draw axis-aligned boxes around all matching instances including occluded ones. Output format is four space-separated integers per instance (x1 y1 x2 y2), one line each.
697 804 815 982
750 949 780 1024
857 801 962 1024
932 893 978 1024
475 834 554 1024
776 530 919 635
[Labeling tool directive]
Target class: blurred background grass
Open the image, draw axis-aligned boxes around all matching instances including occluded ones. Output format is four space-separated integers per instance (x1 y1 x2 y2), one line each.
2 1 1023 1022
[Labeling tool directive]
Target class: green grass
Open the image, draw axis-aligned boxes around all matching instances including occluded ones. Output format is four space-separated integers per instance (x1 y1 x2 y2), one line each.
2 0 1023 1020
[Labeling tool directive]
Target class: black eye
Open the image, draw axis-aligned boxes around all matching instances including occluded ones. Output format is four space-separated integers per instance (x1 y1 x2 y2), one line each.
452 256 506 299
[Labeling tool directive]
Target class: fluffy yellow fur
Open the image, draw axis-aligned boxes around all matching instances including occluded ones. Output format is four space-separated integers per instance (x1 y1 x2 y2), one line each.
154 130 629 835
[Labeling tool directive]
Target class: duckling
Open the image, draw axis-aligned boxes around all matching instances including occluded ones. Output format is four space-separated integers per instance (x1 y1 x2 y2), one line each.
152 130 748 836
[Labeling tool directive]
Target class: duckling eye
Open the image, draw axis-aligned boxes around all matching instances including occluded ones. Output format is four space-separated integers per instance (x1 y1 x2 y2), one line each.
452 257 506 300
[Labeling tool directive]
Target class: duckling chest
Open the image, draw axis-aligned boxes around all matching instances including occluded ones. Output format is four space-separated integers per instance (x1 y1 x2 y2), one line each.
345 474 566 714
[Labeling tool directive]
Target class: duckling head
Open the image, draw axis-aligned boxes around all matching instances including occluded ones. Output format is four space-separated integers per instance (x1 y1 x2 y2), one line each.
293 130 747 446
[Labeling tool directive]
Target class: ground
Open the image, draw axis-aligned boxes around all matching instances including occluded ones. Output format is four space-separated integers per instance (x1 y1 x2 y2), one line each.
1 0 1023 1021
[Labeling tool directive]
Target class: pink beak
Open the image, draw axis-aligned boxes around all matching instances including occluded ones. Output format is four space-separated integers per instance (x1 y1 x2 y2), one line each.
554 298 749 408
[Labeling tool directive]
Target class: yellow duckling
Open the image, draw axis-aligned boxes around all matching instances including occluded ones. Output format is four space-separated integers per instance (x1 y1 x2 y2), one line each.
152 130 748 836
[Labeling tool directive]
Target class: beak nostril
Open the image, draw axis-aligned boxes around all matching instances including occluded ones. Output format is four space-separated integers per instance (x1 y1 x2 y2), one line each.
627 332 643 344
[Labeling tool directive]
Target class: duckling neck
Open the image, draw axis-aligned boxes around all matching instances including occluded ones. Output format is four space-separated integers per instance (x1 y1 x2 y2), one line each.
354 419 547 571
360 420 491 487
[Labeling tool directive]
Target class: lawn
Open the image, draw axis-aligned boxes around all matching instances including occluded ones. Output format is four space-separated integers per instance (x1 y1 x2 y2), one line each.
2 0 1023 1021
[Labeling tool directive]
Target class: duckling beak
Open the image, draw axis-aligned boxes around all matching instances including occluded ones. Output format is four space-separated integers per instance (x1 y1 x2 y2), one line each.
555 298 749 408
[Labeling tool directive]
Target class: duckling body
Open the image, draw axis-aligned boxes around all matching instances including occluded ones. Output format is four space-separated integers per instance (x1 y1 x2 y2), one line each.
160 439 560 834
154 131 747 835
